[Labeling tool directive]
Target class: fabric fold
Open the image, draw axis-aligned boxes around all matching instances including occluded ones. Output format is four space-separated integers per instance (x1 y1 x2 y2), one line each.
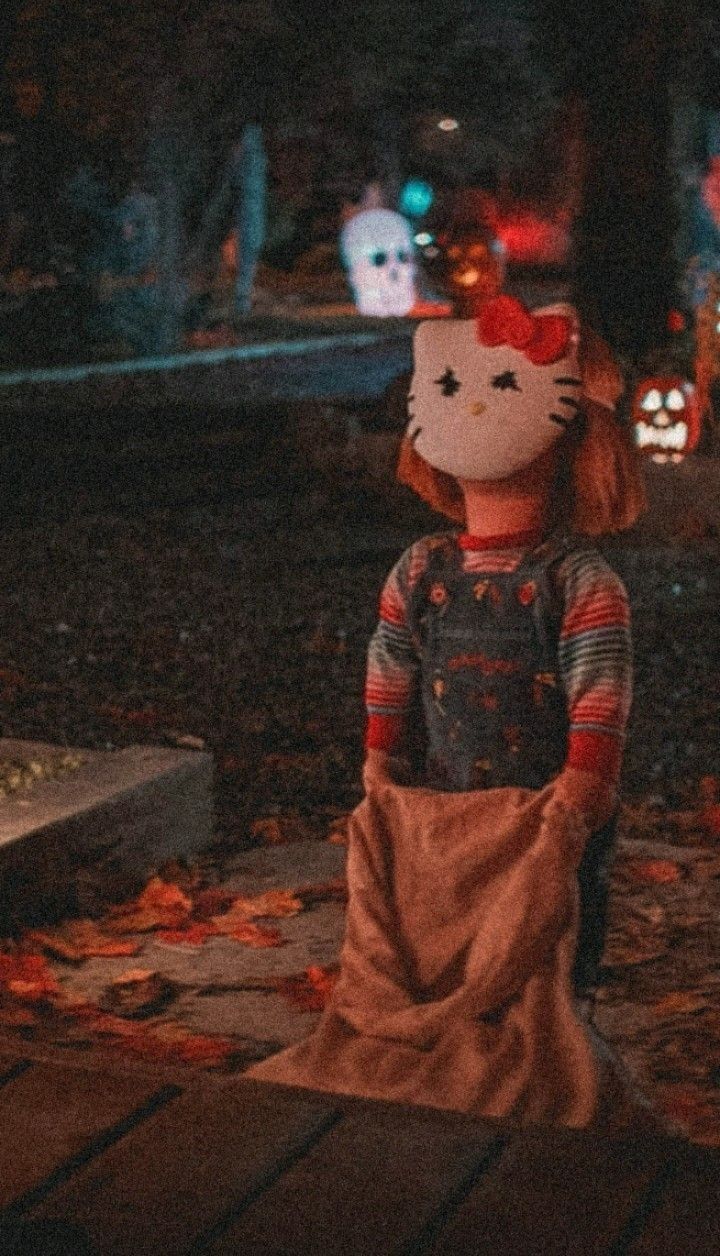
249 782 603 1127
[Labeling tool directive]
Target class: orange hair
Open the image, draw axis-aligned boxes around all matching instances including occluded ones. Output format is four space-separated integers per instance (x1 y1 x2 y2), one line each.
397 325 647 536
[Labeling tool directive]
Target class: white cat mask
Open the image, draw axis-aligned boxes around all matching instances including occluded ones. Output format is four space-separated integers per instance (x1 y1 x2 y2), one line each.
407 296 583 481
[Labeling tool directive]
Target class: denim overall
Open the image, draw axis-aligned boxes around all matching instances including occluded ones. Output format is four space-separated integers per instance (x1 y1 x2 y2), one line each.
406 534 615 992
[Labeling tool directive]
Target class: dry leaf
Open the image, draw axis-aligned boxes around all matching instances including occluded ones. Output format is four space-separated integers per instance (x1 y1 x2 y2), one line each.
250 815 314 845
158 1026 235 1067
156 923 216 946
27 921 140 962
223 922 284 948
0 952 60 1002
0 1002 39 1027
104 969 179 1018
107 876 192 933
326 813 351 845
276 964 339 1012
216 889 303 923
156 859 203 894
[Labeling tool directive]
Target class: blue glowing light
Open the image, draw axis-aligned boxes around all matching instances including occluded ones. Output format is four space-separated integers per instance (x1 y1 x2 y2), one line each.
399 179 434 218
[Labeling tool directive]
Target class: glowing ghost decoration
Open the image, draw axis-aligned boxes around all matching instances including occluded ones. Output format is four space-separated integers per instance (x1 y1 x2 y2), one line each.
340 210 418 316
631 374 702 463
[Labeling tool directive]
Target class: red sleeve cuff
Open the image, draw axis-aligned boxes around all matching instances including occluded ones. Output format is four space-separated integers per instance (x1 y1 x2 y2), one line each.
365 714 405 752
567 730 623 780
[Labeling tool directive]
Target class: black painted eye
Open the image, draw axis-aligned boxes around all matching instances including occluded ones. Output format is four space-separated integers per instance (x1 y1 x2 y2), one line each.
370 251 388 266
492 370 521 392
435 367 461 397
396 249 410 264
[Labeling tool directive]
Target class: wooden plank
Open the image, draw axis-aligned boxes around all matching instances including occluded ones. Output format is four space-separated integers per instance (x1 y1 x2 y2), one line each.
0 1061 172 1209
627 1145 720 1255
429 1126 679 1256
203 1098 503 1255
30 1079 338 1255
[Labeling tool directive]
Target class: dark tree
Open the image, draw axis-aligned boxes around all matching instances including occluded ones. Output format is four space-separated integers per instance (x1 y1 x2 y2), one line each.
537 0 718 362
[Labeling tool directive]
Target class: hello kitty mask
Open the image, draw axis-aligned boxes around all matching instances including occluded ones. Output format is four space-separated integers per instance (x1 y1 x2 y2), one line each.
407 296 584 481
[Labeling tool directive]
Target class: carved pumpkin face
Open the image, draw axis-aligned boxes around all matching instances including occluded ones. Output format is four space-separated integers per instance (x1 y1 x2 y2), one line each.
429 228 505 317
631 374 701 463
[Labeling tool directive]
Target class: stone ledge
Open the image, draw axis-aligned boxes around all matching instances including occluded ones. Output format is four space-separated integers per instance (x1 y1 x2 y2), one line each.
0 738 213 928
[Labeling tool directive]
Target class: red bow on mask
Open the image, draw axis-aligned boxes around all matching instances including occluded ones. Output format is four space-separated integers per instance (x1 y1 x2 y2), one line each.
476 295 573 365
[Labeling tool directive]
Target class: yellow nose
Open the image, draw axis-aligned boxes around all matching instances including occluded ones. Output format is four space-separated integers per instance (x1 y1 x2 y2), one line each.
470 401 486 417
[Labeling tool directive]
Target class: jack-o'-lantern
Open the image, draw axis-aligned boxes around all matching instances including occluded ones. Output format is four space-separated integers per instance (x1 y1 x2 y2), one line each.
421 226 505 317
631 374 702 463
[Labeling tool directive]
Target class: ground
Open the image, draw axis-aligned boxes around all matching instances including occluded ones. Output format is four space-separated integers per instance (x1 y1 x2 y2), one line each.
0 388 719 1143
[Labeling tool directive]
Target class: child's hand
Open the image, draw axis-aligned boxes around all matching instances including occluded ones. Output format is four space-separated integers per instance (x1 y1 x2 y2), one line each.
553 766 617 833
363 749 413 791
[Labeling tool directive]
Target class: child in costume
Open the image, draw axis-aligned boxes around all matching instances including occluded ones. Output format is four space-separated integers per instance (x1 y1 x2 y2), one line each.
364 294 647 993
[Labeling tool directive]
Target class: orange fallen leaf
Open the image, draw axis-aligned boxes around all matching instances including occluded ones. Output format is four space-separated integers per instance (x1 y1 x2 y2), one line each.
250 816 314 845
27 921 141 962
172 1031 235 1067
276 965 339 1012
140 878 193 914
224 922 284 948
105 969 179 1018
66 999 235 1067
157 923 216 946
0 1003 39 1027
216 889 303 923
326 814 351 845
0 952 60 1002
72 1005 140 1038
625 859 683 885
107 876 192 932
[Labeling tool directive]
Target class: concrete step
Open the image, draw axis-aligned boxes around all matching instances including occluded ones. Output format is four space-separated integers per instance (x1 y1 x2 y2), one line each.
0 738 213 928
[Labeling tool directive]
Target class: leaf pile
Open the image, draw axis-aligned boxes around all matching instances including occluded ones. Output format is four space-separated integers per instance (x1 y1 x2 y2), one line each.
595 822 720 1146
0 865 347 1069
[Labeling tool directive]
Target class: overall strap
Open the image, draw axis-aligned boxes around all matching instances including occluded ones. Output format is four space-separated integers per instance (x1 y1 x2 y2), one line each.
516 532 573 672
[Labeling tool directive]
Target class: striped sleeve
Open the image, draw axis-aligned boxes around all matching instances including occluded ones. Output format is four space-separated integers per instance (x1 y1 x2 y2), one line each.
556 549 632 781
364 539 429 751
